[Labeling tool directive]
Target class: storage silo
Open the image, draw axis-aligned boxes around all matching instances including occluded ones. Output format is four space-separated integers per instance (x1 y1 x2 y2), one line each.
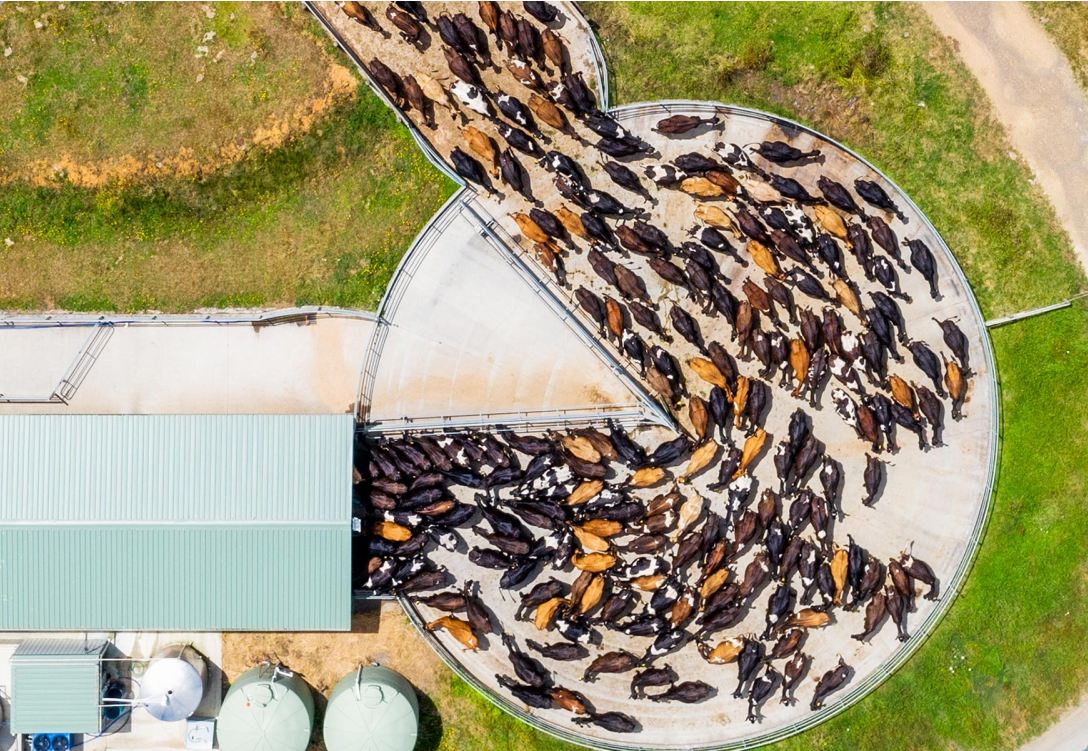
140 644 208 722
217 664 314 751
323 666 419 751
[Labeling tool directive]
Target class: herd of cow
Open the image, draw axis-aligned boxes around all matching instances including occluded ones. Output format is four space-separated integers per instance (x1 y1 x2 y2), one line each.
357 420 941 732
331 0 977 740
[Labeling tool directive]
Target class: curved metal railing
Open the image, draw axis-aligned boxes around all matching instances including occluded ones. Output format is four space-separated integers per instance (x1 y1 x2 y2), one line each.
303 0 610 184
567 1 610 109
302 0 462 184
0 306 377 328
307 7 999 747
395 100 1002 751
354 188 467 422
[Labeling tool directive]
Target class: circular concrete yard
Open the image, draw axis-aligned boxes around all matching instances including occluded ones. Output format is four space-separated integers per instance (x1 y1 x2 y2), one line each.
384 105 995 750
383 109 996 751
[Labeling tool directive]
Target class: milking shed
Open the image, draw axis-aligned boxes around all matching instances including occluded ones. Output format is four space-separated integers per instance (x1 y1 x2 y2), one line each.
0 414 354 632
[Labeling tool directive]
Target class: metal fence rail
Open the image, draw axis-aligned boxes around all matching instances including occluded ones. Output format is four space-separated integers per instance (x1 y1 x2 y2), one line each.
361 404 647 435
354 189 468 423
568 1 610 109
0 306 377 329
53 323 115 403
986 290 1088 328
0 306 378 404
459 199 675 430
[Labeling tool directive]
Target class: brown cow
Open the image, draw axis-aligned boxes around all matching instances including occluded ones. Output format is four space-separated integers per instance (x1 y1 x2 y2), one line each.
339 1 379 30
461 127 498 176
528 94 573 137
704 169 741 195
605 296 625 341
542 28 566 71
478 1 500 36
653 114 719 135
507 59 545 92
386 5 422 45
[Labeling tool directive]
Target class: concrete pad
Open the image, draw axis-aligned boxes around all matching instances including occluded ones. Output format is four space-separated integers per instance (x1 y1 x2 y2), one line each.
366 205 650 427
0 314 372 415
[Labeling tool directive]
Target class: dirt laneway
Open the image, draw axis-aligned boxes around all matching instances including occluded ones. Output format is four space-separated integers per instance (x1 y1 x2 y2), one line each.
925 2 1088 279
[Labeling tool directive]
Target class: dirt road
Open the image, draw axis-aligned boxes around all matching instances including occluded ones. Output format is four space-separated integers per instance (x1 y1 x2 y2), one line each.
925 2 1088 278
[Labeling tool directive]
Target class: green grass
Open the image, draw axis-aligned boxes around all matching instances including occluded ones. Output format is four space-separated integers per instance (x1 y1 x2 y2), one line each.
588 1 1083 319
391 3 1088 750
420 671 581 751
0 85 456 311
0 3 456 312
0 2 335 172
1028 2 1088 95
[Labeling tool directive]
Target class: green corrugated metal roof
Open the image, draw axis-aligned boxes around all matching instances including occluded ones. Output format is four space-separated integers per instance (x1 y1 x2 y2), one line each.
0 415 352 631
11 640 108 734
14 638 109 658
0 414 346 523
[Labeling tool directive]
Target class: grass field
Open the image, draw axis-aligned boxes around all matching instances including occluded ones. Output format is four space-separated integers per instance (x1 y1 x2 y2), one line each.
1028 2 1088 95
0 2 455 312
0 2 338 179
395 4 1088 750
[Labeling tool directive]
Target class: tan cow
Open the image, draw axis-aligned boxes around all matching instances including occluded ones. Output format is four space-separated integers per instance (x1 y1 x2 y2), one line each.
790 338 810 396
514 213 550 243
461 126 498 177
813 204 848 240
681 176 725 198
747 240 783 279
555 205 588 239
528 93 571 135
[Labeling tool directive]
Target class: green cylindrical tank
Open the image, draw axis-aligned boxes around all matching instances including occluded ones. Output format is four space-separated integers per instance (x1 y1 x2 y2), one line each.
218 664 315 751
323 666 419 751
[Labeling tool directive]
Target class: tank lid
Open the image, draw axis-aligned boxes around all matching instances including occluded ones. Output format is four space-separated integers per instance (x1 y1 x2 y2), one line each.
324 667 419 751
218 665 314 751
140 658 204 722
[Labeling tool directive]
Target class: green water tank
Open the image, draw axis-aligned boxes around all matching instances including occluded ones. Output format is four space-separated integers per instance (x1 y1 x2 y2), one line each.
218 664 315 751
323 666 419 751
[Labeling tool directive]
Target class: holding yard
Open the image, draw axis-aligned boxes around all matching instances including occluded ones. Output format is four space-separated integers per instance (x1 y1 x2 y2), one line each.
347 4 1086 750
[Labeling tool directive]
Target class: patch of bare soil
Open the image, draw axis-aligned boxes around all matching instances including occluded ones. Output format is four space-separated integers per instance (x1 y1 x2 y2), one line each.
221 601 445 695
754 73 874 148
0 61 357 189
